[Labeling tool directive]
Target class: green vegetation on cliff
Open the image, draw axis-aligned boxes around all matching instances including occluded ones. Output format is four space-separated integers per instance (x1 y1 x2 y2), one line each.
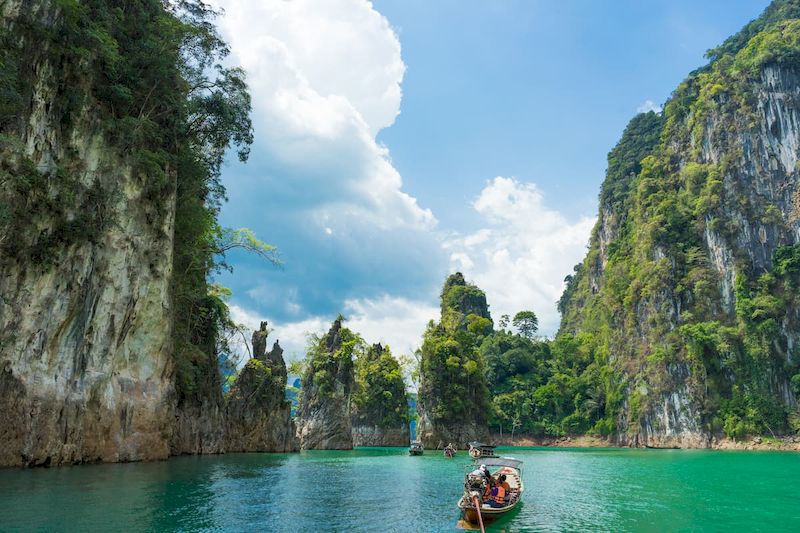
0 1 273 403
299 317 360 407
556 0 800 442
351 343 409 429
418 273 491 435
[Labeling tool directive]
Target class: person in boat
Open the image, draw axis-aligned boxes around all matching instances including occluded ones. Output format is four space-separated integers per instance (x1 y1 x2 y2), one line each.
487 482 506 508
470 463 492 482
498 474 511 494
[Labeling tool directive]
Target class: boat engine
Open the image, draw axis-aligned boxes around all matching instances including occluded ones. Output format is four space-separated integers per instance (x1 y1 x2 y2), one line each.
465 473 487 494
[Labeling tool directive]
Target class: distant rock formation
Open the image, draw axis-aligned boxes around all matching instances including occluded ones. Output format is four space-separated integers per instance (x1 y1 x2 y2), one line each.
351 343 410 446
225 322 298 452
296 318 355 450
417 272 491 448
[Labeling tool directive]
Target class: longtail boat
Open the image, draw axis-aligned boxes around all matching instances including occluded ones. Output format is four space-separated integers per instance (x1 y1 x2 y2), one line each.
457 457 524 527
467 441 498 460
409 441 424 455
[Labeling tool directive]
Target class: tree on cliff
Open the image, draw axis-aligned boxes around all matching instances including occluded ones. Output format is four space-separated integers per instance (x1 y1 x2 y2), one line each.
512 311 538 339
417 273 491 446
351 343 409 431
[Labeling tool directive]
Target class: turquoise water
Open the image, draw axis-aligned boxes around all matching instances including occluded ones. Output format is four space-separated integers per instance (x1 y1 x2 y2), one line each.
1 447 799 532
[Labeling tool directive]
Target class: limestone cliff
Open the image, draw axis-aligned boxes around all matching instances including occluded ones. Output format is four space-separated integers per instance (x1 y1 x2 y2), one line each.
225 323 298 452
296 318 356 450
417 273 491 448
351 343 410 446
0 0 294 466
559 0 800 446
0 0 175 466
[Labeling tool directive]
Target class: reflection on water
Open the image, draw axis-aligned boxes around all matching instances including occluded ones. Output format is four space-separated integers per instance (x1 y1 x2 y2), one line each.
1 447 799 532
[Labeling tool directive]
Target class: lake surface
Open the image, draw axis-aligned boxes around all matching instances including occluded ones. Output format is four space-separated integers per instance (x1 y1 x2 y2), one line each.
1 447 799 532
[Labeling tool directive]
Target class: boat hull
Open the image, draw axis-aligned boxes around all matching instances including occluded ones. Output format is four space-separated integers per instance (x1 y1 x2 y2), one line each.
458 499 520 524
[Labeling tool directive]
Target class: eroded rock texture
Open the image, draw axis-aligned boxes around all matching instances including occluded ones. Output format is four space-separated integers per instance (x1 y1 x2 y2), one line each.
296 319 354 450
225 323 298 452
0 0 175 466
559 2 800 448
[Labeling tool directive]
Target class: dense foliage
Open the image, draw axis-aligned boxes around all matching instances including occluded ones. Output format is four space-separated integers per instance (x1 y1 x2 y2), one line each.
299 317 360 408
351 343 409 428
556 0 800 441
480 324 623 438
418 273 491 427
0 1 273 402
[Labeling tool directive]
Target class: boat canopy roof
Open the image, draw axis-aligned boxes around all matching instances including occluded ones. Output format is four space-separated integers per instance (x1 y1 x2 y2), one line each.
482 457 523 469
468 441 496 449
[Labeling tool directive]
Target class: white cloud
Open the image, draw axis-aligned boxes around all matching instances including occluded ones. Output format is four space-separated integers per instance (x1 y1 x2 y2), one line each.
230 295 437 366
445 177 594 336
212 0 435 233
636 99 662 114
343 295 438 357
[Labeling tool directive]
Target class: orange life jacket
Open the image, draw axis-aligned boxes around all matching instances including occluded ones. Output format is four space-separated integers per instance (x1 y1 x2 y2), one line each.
493 485 506 504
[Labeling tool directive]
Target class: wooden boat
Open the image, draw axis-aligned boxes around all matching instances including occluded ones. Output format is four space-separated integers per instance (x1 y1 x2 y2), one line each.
409 441 424 455
443 444 456 458
467 441 497 460
457 457 524 526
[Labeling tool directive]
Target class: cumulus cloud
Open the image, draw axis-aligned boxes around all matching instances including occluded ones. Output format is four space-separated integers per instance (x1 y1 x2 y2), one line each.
209 0 447 329
230 295 438 365
636 99 662 114
445 177 595 336
212 0 434 232
212 3 593 353
344 295 439 356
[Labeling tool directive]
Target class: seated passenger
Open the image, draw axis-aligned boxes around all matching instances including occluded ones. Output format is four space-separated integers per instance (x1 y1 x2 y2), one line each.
488 483 506 508
499 474 511 495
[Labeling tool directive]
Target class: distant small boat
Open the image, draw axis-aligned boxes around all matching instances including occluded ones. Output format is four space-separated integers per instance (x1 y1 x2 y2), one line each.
409 441 424 455
457 457 524 527
468 441 498 460
444 444 456 458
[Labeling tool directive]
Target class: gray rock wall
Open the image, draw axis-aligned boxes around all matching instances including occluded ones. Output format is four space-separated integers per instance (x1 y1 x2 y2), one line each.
0 0 176 466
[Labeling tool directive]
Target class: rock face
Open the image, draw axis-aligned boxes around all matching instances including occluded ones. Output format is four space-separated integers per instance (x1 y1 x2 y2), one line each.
417 273 491 449
559 1 800 447
416 412 488 450
0 1 298 466
225 323 298 452
351 425 409 447
351 343 410 447
0 0 176 466
170 399 226 456
296 318 355 450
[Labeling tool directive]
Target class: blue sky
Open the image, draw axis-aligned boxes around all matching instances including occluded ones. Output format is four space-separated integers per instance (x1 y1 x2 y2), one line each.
212 0 770 359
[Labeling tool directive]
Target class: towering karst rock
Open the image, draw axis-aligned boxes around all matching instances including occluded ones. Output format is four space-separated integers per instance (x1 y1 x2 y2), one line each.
417 273 491 448
296 318 358 450
0 0 178 466
225 322 298 452
0 0 293 466
351 343 410 446
559 0 800 447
